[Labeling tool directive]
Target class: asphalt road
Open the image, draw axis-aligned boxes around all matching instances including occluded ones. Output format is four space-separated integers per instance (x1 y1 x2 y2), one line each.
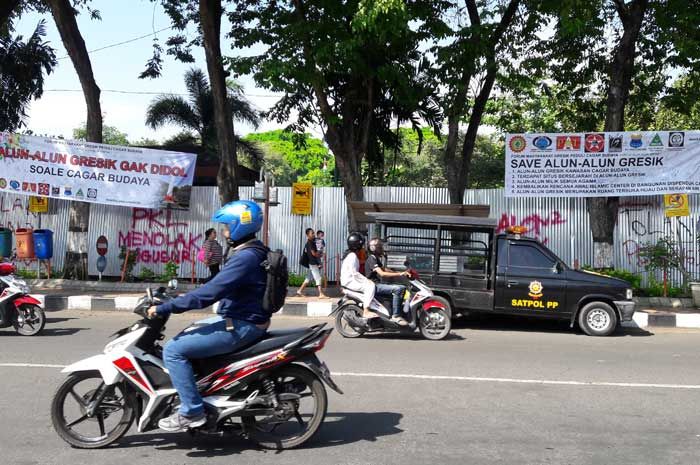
1 310 700 465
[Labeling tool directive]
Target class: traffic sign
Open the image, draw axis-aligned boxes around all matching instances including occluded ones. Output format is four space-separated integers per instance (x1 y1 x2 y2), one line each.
96 255 107 272
96 236 108 256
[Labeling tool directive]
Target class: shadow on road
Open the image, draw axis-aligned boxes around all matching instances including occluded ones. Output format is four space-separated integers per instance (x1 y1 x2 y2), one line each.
452 314 653 337
0 327 86 336
45 317 79 323
113 411 403 456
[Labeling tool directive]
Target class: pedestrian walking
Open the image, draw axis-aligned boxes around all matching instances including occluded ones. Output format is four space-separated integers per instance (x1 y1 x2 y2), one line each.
201 228 223 283
297 228 328 298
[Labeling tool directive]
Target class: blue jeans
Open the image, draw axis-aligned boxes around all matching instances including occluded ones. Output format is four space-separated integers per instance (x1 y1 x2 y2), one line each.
163 315 266 417
375 283 406 317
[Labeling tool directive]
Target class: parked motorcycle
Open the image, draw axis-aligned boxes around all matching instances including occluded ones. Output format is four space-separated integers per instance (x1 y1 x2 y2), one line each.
51 281 342 450
0 262 45 336
333 269 452 340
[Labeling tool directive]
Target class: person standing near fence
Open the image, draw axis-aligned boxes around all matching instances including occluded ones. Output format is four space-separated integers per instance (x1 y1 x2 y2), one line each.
297 228 328 298
202 228 223 283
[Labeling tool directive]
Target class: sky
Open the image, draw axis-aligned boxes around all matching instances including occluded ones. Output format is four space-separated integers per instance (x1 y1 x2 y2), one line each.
15 0 292 143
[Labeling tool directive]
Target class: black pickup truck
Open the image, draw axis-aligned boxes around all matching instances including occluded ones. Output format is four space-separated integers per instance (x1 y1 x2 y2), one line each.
367 212 635 336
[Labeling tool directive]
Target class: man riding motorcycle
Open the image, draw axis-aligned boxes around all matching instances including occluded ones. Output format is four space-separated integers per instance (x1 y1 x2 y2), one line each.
147 200 269 432
340 232 376 322
365 238 410 326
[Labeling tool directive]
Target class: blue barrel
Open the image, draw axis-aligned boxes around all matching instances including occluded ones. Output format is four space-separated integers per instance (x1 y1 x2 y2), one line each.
0 228 11 257
33 229 54 260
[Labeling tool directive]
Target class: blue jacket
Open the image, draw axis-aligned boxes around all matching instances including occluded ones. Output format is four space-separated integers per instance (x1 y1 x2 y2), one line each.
156 241 268 324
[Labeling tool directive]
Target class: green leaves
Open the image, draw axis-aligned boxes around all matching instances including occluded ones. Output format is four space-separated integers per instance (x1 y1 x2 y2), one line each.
0 20 56 131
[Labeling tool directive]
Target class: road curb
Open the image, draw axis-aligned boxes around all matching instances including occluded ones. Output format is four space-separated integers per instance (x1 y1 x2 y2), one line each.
34 295 700 328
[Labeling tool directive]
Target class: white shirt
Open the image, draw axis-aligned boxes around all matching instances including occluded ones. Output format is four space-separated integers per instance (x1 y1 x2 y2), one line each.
340 252 375 308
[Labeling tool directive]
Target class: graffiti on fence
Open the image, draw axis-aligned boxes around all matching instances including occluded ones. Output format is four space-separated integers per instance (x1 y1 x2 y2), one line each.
0 196 39 230
620 204 698 269
496 211 567 245
118 208 202 264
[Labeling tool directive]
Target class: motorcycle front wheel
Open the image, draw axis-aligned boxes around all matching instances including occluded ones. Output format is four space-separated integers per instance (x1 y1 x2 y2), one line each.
242 364 327 449
13 304 45 336
51 371 137 449
419 300 452 341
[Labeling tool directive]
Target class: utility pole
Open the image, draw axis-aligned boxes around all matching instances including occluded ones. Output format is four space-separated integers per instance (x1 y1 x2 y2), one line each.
253 170 278 246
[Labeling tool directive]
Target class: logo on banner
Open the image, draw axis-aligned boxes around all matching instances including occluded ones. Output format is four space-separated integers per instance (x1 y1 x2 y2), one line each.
64 186 72 196
0 179 6 189
509 136 527 153
584 133 605 153
38 183 49 196
532 136 552 150
649 133 663 147
87 188 97 199
556 135 581 151
22 182 37 192
608 135 623 152
629 133 644 148
51 186 60 196
76 188 84 199
669 131 684 147
9 180 20 190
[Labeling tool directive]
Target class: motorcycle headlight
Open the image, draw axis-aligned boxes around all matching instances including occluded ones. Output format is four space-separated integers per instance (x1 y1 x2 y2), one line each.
626 289 633 300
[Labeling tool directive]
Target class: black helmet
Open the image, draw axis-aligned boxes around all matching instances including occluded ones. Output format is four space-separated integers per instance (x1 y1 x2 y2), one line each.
347 232 365 251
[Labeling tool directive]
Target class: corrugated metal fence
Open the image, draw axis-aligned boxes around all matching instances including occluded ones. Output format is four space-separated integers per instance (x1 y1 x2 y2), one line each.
1 188 698 285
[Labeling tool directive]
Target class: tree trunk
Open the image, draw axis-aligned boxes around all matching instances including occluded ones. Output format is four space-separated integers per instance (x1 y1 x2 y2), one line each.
442 0 519 206
199 0 239 205
587 0 648 268
333 146 364 232
47 0 101 280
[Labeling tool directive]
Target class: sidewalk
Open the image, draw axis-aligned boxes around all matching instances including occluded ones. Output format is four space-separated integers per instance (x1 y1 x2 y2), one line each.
27 280 700 329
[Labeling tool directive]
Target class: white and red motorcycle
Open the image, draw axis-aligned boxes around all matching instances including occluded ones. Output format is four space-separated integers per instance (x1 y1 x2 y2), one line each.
51 282 342 450
332 269 452 340
0 262 45 336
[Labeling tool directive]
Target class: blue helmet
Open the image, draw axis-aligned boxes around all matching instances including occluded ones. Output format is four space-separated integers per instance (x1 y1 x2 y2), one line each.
212 200 263 241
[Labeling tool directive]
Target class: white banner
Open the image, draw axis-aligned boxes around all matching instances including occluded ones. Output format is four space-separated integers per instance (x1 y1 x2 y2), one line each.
505 131 700 197
0 132 196 209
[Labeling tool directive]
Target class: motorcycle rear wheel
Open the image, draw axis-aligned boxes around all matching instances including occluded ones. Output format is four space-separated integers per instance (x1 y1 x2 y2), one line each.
51 371 136 449
334 305 365 338
13 304 45 336
242 364 327 449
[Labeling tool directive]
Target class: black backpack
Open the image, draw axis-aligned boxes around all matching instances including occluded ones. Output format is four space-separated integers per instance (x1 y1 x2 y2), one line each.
242 244 288 313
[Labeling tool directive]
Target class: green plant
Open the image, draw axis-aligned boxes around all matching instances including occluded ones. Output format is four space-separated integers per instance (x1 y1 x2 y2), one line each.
162 261 179 282
288 272 306 287
138 267 156 281
640 278 686 298
14 268 62 279
638 237 691 293
119 246 139 282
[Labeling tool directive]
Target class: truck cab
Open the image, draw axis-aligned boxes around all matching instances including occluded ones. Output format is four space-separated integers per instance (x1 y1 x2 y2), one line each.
367 212 635 336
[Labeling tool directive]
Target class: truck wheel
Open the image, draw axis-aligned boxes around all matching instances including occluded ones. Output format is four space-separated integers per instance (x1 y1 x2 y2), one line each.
578 301 618 337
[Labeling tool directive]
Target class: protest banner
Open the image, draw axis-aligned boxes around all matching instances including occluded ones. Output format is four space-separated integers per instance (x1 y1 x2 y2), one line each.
505 131 700 197
0 132 196 209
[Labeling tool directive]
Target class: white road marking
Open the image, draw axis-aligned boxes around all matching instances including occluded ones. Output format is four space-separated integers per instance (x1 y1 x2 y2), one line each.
0 363 66 369
3 363 700 390
332 372 700 390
